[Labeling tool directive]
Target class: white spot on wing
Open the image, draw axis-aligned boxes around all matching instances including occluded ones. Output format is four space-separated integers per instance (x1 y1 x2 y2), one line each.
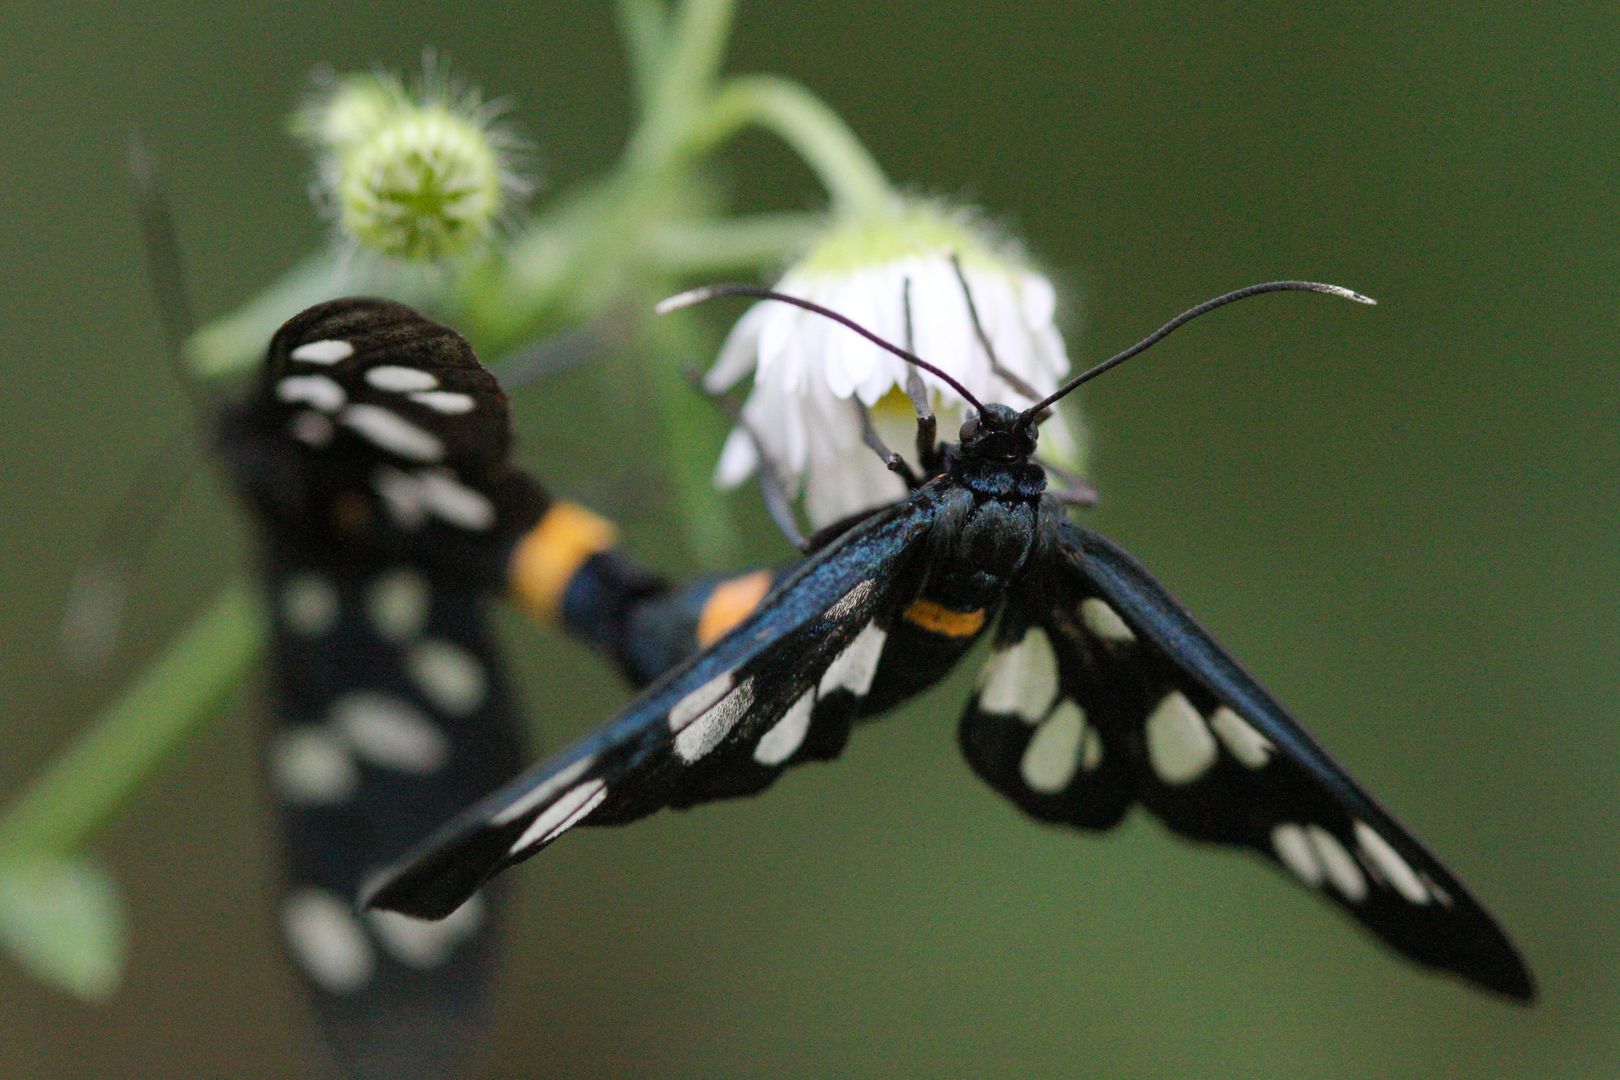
365 365 439 392
977 627 1059 722
1307 825 1368 901
269 727 358 804
340 404 445 462
668 672 735 731
490 756 596 826
673 678 755 762
410 391 476 414
1081 598 1136 642
1021 699 1086 794
281 887 374 993
818 622 887 698
510 778 607 854
1421 874 1454 908
332 692 449 772
290 339 354 365
1080 725 1104 770
374 466 426 529
1271 822 1324 887
281 573 338 636
754 689 815 766
1145 691 1217 784
1209 706 1273 768
366 569 429 640
1354 820 1430 904
276 374 346 413
417 469 496 530
289 411 334 447
406 640 488 717
825 579 876 620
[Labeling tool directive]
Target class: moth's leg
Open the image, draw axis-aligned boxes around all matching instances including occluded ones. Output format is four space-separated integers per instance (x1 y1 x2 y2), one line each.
855 399 922 488
950 251 1040 401
897 277 941 474
901 367 941 476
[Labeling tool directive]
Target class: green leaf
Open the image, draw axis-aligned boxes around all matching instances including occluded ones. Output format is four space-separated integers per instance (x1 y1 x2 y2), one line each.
0 855 126 1001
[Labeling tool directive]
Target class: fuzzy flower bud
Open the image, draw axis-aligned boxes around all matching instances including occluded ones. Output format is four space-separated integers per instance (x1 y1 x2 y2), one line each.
704 201 1081 526
293 67 530 262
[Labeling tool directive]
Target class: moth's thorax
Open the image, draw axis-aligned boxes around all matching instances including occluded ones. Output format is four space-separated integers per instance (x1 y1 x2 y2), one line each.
938 403 1047 598
923 455 1046 611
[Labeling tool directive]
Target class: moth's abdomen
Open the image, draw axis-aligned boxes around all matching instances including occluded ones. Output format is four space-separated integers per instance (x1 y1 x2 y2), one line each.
263 544 526 1080
505 498 745 686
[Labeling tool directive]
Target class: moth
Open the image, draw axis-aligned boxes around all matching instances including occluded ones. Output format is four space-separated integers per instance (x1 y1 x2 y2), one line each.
225 290 840 1078
220 296 717 1077
358 281 1534 1002
214 298 546 1078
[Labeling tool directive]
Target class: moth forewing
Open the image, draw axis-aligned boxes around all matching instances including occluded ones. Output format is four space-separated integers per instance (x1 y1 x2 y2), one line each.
364 493 943 919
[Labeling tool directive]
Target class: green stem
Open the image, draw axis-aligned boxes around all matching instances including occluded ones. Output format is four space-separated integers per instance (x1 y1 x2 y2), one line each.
649 211 823 274
614 0 671 114
185 252 442 378
695 75 893 216
0 586 265 860
640 313 740 564
629 0 738 168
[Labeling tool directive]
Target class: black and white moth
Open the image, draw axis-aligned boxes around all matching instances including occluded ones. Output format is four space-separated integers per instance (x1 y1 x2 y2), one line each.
217 299 548 1079
228 295 818 1079
360 282 1535 1003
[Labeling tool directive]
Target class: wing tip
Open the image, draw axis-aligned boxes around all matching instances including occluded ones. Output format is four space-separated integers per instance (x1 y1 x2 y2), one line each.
1474 952 1537 1005
360 827 516 921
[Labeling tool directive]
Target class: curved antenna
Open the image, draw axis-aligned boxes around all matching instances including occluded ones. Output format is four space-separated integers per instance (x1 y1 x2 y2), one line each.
60 428 196 669
62 135 208 669
127 132 210 416
657 283 988 413
1017 280 1376 424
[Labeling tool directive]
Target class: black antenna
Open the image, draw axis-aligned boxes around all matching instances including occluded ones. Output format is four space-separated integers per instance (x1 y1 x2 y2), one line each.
657 284 988 413
62 135 208 669
127 132 209 414
60 428 196 669
1017 280 1375 424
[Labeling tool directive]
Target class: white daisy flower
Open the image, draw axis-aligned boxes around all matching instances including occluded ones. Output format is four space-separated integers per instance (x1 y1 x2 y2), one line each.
703 202 1082 527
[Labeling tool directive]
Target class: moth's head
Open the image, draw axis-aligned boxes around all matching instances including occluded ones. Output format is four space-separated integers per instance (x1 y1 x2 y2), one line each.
957 403 1036 463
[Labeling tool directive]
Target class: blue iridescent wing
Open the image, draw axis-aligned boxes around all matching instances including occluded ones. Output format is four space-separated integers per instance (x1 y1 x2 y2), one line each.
363 492 943 920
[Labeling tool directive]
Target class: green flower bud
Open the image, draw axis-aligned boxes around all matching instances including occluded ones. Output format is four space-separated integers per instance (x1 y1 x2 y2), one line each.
293 65 531 262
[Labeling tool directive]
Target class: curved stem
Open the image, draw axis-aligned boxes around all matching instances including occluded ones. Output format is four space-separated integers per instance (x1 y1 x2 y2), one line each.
615 0 670 113
0 585 264 860
628 0 738 169
185 252 442 378
649 211 823 274
694 75 893 216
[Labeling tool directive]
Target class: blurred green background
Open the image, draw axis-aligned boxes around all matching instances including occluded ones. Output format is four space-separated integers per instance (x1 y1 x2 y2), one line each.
2 3 1615 1076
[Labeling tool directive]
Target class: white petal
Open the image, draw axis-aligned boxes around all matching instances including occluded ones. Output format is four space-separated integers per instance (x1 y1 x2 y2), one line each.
713 427 760 489
706 304 769 392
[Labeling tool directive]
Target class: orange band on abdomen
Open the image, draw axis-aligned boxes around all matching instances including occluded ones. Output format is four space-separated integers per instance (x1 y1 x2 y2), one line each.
509 502 620 621
696 570 774 646
902 598 987 638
